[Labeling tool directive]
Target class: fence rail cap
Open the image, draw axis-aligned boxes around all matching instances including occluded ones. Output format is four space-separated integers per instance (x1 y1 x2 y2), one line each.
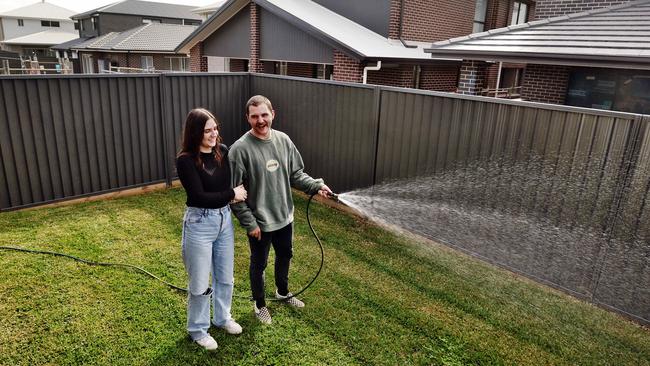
377 84 647 120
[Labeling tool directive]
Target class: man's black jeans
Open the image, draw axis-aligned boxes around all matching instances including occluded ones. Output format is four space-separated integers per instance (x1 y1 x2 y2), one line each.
248 223 293 308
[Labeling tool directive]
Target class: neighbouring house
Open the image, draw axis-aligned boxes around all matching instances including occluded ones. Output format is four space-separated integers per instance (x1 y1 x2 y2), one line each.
176 0 535 91
0 1 78 63
425 0 650 114
53 0 203 73
192 0 228 20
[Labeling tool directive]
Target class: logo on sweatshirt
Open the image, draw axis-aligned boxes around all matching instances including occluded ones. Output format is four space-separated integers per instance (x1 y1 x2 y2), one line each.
266 159 279 172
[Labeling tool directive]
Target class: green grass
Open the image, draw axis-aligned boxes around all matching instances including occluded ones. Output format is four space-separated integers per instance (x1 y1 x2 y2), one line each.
0 188 648 365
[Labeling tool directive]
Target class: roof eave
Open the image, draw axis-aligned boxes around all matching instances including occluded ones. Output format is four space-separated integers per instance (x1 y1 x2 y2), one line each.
72 48 183 54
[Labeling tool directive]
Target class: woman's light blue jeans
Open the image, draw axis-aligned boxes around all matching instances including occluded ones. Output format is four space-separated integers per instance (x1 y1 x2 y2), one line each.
181 205 235 341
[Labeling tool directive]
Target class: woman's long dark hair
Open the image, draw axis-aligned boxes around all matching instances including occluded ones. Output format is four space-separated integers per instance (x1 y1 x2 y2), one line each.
178 108 223 166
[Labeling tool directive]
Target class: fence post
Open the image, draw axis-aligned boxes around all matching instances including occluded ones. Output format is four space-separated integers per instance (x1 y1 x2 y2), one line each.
371 86 382 186
159 73 173 187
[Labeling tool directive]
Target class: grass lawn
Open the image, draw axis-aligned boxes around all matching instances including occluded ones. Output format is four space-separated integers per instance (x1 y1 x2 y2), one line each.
0 187 648 365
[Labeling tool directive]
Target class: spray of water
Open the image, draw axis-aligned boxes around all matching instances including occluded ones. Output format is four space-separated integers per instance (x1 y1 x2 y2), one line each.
336 154 650 320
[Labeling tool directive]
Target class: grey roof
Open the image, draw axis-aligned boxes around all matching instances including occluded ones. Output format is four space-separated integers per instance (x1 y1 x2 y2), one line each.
176 0 455 62
425 0 650 69
72 0 202 21
51 37 92 51
2 30 79 46
60 23 197 53
0 2 76 20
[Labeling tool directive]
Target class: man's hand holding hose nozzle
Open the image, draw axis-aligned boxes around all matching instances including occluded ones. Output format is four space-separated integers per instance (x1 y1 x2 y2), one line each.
317 185 335 199
317 185 339 202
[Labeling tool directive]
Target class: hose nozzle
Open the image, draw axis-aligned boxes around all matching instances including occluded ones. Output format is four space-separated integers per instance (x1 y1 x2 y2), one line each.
327 192 339 202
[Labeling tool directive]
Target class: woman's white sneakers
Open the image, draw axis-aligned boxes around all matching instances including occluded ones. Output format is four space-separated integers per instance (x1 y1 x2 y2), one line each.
195 335 218 351
195 320 242 350
219 319 243 335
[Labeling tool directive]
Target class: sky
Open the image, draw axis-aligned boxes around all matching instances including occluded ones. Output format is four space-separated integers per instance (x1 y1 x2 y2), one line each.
0 0 216 13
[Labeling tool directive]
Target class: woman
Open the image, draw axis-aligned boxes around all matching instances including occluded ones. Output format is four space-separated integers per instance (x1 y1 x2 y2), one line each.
176 108 247 351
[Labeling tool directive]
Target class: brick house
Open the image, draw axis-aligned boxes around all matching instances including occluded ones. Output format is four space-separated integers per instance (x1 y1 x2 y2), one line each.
425 0 650 114
53 0 202 73
176 0 530 92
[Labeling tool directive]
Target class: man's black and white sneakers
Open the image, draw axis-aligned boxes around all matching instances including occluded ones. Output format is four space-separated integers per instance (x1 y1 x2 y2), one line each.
275 290 305 308
254 304 272 324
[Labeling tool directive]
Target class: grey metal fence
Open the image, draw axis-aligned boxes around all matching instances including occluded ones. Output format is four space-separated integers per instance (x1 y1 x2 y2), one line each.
0 73 647 324
160 73 250 184
0 74 165 209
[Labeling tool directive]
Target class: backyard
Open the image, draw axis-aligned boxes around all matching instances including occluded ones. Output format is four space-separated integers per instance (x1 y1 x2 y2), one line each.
0 188 649 365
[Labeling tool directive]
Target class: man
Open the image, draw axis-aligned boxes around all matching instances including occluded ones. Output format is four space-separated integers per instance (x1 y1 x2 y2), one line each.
229 95 332 324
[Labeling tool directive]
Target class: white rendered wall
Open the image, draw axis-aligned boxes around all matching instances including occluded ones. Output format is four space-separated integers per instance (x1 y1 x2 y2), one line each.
1 17 76 40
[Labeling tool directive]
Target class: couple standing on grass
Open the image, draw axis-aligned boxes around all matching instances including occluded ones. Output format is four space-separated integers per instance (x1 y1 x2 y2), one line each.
175 95 333 351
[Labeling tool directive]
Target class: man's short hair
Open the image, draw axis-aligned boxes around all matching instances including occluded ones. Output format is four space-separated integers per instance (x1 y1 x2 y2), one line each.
246 95 273 115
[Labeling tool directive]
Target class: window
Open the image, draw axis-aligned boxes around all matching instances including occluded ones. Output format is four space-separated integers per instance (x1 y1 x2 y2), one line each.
92 17 97 30
141 56 154 71
510 1 529 25
41 20 60 27
17 19 24 26
314 64 333 80
277 61 287 75
167 57 189 71
473 0 488 33
567 69 650 114
81 54 94 73
142 18 161 24
498 67 524 96
74 22 79 30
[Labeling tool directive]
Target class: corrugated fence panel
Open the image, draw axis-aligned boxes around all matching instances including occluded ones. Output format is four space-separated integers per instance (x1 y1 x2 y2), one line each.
0 75 164 210
594 116 650 322
250 75 377 192
161 73 249 179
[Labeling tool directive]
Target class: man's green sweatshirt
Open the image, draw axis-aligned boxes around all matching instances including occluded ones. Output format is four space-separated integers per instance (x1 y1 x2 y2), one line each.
229 130 324 232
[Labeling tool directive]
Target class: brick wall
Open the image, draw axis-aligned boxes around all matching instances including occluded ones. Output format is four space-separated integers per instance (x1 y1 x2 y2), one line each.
420 64 460 92
366 64 415 88
528 1 537 21
287 62 314 78
485 0 511 30
533 0 631 19
457 60 488 95
389 0 474 42
521 64 570 104
189 42 207 72
332 50 363 83
249 2 263 73
83 52 183 72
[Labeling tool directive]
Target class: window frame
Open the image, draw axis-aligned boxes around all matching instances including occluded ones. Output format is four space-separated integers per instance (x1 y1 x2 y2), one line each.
510 1 529 26
473 0 488 33
141 55 154 71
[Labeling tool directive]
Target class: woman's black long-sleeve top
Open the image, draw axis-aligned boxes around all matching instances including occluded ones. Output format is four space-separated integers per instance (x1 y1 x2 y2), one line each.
176 144 235 208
